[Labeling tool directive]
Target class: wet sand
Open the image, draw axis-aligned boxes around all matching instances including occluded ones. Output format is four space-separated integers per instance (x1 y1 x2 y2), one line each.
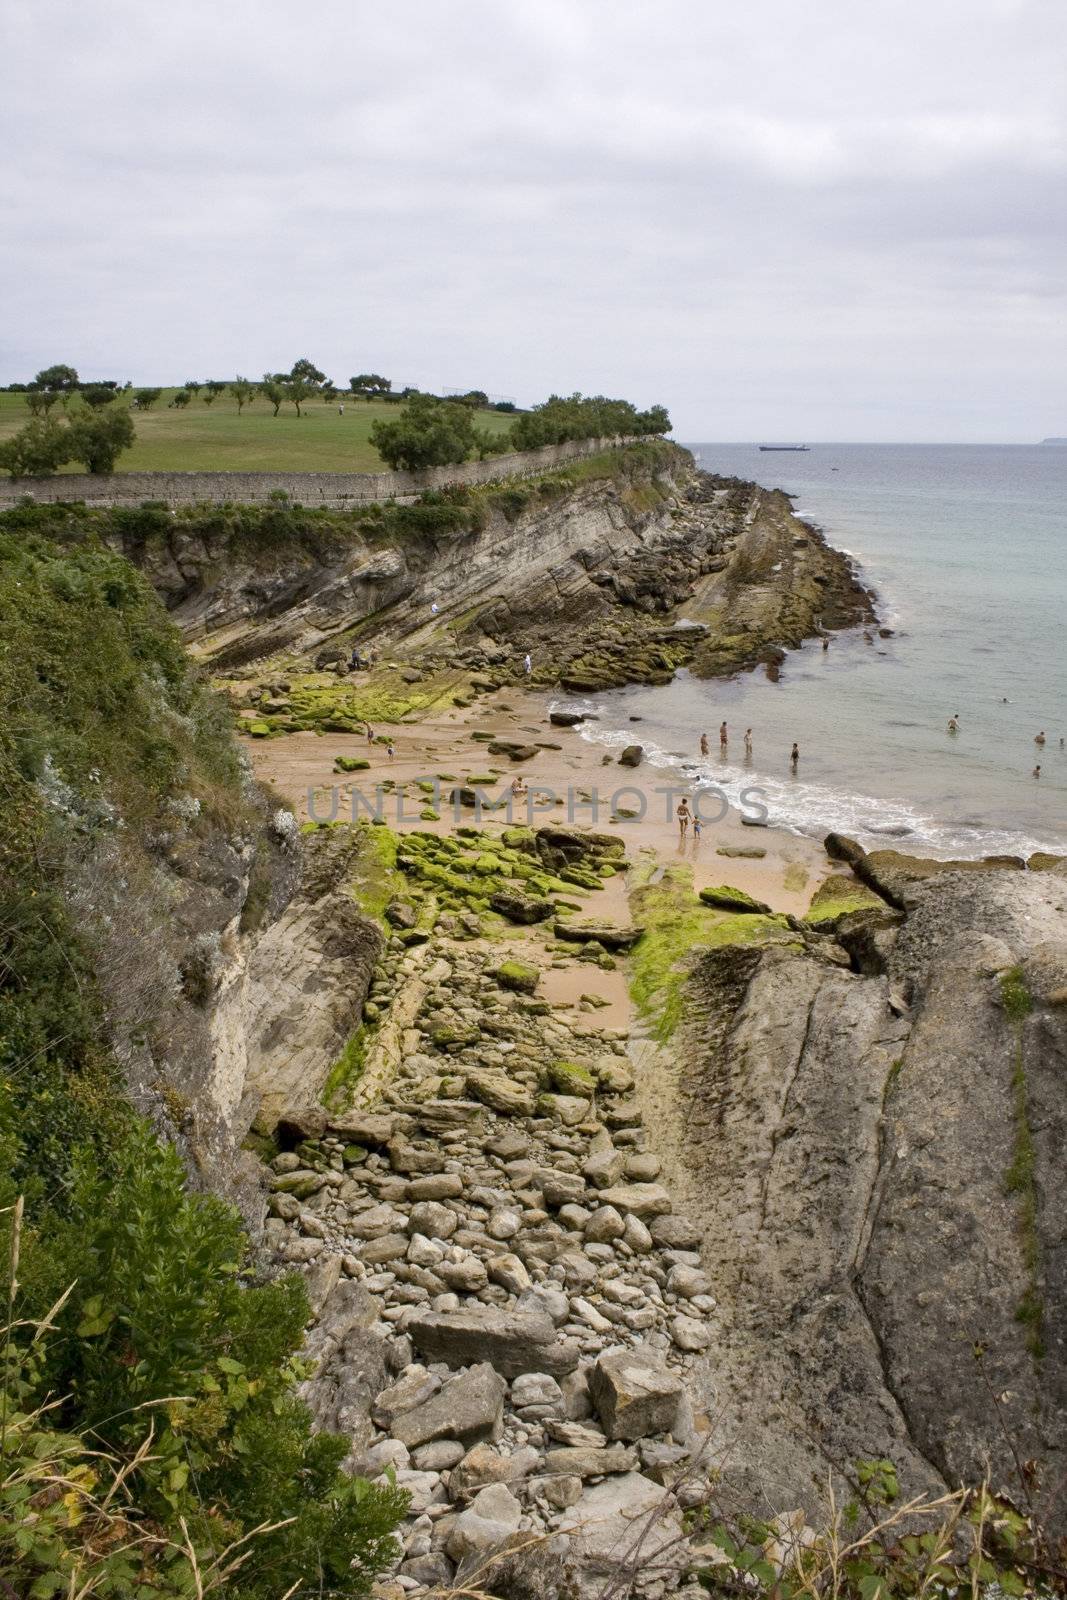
248 688 832 917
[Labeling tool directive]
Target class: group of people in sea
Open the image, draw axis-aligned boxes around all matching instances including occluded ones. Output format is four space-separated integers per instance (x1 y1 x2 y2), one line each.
947 710 1061 777
699 722 799 771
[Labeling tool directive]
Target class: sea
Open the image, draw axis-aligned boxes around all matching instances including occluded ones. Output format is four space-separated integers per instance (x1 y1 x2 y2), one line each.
556 443 1067 858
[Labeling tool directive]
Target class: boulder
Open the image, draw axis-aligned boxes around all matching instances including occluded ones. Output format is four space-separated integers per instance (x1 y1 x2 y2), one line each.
649 1214 702 1249
549 710 587 727
328 1110 396 1146
390 1362 507 1449
618 745 644 767
597 1183 673 1218
558 1472 686 1586
449 1441 540 1502
446 1482 522 1562
553 921 644 951
543 1444 638 1477
698 884 772 914
824 832 867 867
465 1071 536 1116
494 959 541 994
542 1059 597 1096
490 890 555 924
588 1349 685 1441
407 1306 580 1378
487 740 539 762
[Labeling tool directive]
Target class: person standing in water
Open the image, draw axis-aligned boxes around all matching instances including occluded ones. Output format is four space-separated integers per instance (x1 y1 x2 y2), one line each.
1034 764 1042 778
947 716 959 733
1035 731 1046 746
677 797 692 840
700 733 709 757
719 721 728 752
790 742 799 771
744 728 753 758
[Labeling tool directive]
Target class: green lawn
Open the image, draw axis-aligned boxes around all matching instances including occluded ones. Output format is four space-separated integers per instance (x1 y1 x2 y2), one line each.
0 388 516 474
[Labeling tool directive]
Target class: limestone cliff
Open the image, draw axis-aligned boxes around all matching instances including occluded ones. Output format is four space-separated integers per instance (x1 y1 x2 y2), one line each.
666 851 1067 1535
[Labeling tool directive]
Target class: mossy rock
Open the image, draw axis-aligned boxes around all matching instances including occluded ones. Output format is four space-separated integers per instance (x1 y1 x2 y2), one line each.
466 773 502 786
542 1059 597 1095
419 807 440 822
246 721 271 737
802 874 885 930
342 1144 369 1165
334 756 371 773
699 884 771 915
494 958 541 995
430 1023 480 1049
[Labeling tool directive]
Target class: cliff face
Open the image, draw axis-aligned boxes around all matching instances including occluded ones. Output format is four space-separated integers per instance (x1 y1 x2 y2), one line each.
668 855 1067 1533
103 446 872 686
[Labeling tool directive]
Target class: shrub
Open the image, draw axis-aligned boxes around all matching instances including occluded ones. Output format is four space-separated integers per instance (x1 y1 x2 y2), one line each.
370 392 477 470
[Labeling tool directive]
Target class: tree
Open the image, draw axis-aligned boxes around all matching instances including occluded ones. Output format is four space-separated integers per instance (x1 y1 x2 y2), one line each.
284 374 317 417
635 403 672 435
230 376 256 414
369 392 477 470
169 389 192 409
0 418 72 478
33 363 79 391
260 376 286 416
133 387 162 410
202 380 227 405
25 389 60 418
184 379 203 395
350 372 392 399
289 356 326 387
81 384 117 410
68 408 136 474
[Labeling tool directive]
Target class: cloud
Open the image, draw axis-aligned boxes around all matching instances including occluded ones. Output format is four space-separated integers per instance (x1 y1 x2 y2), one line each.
1 0 1065 438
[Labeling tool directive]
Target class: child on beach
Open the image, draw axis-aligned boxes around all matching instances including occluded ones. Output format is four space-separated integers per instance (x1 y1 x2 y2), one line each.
692 814 702 842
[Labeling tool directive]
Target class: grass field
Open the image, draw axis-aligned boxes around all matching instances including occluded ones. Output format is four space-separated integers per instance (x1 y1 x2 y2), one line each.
0 388 517 474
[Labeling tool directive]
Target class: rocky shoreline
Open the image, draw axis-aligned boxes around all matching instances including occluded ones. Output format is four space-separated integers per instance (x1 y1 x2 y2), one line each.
234 792 1067 1597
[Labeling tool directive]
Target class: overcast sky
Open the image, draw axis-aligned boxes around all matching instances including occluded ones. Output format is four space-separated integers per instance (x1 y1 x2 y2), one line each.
4 1 1065 440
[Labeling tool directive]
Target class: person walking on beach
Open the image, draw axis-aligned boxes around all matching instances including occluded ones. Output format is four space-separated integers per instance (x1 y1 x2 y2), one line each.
700 733 709 757
790 742 799 771
366 723 374 744
692 814 702 844
677 797 692 840
719 721 728 751
744 728 753 758
386 742 395 762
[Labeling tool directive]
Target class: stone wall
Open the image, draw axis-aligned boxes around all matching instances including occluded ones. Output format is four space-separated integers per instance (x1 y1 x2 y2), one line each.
0 435 639 510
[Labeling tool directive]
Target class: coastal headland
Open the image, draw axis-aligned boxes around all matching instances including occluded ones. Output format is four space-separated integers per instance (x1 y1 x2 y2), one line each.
5 438 1064 1596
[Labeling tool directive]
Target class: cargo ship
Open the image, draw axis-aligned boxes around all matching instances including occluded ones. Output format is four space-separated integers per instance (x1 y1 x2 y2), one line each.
759 444 810 452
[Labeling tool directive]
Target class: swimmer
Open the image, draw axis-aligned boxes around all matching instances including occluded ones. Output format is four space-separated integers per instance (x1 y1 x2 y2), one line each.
1035 731 1046 746
947 716 959 733
700 733 709 757
790 742 799 771
1034 764 1042 778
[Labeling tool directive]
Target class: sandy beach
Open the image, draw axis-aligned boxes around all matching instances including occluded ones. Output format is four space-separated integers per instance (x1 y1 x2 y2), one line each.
248 686 833 918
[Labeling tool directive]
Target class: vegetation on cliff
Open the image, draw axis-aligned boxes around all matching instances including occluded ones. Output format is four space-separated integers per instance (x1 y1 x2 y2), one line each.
0 529 406 1592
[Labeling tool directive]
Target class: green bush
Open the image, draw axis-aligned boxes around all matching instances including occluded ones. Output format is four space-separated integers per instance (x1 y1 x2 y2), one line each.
369 391 477 470
3 1134 408 1597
